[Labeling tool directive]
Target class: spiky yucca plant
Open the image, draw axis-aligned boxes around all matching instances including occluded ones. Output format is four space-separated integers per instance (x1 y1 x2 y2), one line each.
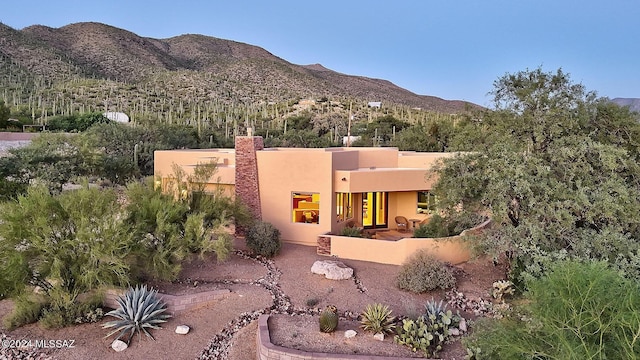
360 303 396 335
319 305 339 333
103 285 171 343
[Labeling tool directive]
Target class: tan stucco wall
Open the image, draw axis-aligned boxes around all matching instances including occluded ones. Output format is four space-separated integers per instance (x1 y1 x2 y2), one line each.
325 219 492 265
334 168 434 193
328 235 470 265
397 151 458 168
256 149 334 245
394 191 430 224
154 149 236 185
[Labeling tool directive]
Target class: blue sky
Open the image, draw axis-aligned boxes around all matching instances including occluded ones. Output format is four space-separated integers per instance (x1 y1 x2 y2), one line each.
2 0 638 106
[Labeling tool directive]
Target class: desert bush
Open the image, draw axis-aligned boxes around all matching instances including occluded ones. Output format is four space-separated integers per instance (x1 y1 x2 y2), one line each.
464 260 640 359
245 221 282 257
413 215 449 238
46 112 110 132
340 226 362 237
396 250 456 292
39 288 105 329
360 303 396 335
2 294 47 330
446 212 487 235
414 213 486 238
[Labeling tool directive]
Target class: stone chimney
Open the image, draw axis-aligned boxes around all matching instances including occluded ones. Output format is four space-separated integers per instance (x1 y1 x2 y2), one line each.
234 135 264 220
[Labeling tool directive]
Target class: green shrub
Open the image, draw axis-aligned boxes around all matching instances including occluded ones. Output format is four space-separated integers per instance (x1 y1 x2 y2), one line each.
3 294 47 330
395 250 456 293
360 303 396 335
245 221 282 257
340 226 362 237
464 260 640 359
413 215 449 238
446 212 486 236
413 213 487 238
39 289 105 329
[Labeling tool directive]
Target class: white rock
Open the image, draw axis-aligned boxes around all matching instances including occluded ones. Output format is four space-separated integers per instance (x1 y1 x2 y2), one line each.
311 260 354 280
175 325 190 334
459 318 468 332
449 328 460 336
344 330 357 338
373 333 385 341
111 339 128 352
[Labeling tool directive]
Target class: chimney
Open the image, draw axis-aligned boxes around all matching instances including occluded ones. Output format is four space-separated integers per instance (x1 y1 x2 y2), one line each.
234 134 264 221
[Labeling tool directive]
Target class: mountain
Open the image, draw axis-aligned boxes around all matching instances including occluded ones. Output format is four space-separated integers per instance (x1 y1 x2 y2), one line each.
0 22 477 127
611 98 640 113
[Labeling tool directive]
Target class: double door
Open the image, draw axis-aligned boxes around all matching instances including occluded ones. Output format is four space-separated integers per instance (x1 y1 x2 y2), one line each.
362 192 388 229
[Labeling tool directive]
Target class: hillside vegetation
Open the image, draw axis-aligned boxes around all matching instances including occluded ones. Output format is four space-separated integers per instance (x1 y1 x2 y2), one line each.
0 21 477 140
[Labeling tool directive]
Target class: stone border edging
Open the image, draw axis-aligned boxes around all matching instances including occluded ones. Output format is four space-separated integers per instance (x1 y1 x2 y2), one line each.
103 288 231 314
256 314 427 360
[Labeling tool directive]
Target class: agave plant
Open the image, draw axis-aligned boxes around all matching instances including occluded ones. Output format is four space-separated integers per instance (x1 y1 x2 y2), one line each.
424 297 460 328
103 285 171 343
360 303 396 334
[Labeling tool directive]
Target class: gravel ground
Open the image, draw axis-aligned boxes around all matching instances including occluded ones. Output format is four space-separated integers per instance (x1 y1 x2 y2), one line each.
0 140 31 156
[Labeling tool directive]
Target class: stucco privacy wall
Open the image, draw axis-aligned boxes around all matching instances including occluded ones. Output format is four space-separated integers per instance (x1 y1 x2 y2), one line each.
154 149 236 185
320 219 492 265
235 136 264 219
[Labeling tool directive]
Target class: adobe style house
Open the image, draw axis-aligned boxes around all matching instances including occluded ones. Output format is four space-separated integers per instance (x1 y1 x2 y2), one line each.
154 133 479 265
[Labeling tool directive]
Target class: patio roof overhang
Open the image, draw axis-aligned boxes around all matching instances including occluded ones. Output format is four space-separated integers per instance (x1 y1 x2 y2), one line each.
334 167 436 193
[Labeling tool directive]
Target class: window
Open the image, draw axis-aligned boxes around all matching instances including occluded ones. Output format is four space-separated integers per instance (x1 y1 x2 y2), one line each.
336 193 353 222
417 191 437 214
292 192 320 224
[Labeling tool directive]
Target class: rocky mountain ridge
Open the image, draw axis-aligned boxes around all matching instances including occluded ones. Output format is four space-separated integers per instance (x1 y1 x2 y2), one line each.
0 21 475 114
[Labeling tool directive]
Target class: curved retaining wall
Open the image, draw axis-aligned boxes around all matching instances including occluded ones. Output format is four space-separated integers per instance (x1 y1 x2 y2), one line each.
256 314 424 360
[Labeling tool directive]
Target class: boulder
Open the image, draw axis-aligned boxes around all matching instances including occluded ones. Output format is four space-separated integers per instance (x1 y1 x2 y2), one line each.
111 339 128 352
459 317 468 332
175 325 190 334
373 333 385 341
311 260 353 280
344 330 357 338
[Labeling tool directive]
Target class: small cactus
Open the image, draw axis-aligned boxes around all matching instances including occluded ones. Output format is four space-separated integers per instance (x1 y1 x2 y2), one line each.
319 305 338 333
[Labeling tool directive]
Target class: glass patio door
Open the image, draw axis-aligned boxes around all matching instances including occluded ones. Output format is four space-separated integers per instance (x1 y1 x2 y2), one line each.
362 192 388 229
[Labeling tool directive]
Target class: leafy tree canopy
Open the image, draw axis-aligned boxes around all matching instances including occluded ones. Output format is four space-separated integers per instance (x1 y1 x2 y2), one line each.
432 67 640 284
353 115 409 146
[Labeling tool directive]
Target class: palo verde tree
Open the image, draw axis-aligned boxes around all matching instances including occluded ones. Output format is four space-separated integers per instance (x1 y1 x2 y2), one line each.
432 67 640 284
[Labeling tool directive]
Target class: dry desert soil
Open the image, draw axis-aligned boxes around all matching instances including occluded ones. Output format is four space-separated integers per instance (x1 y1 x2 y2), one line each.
0 238 506 359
